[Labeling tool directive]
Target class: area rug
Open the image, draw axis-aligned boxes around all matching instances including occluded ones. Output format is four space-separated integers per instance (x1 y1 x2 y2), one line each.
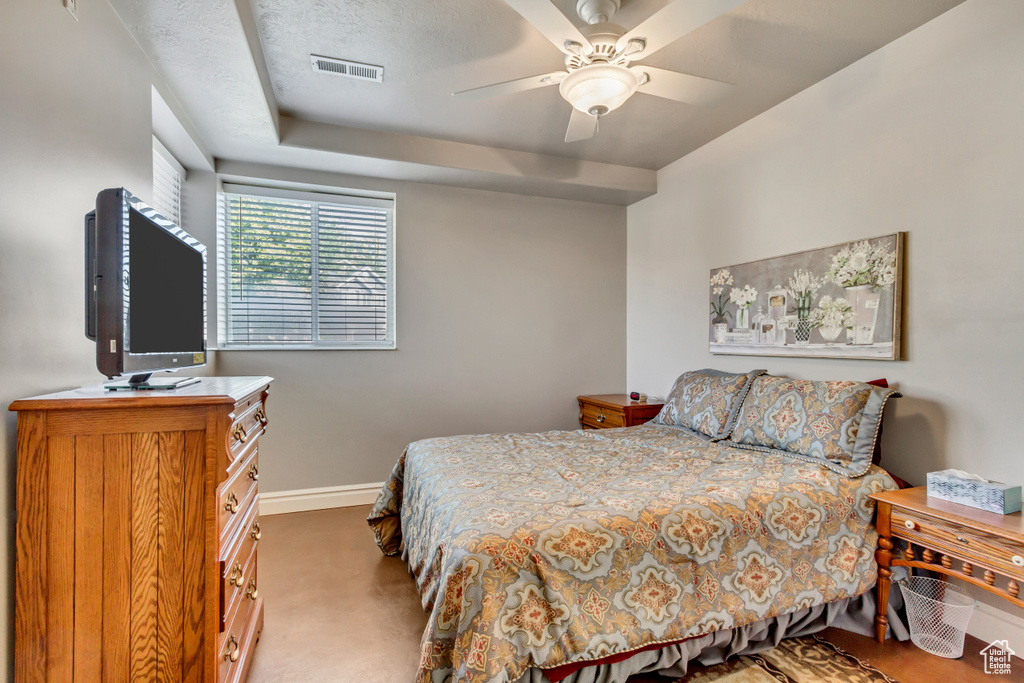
675 635 898 682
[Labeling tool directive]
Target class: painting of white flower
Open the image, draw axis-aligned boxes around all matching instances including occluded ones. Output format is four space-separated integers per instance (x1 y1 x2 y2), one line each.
708 233 903 361
729 284 758 308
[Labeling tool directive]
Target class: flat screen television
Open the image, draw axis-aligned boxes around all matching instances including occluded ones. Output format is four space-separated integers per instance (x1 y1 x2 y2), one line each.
85 188 207 389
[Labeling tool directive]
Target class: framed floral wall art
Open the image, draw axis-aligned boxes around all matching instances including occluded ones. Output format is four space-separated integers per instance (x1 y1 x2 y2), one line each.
709 233 904 360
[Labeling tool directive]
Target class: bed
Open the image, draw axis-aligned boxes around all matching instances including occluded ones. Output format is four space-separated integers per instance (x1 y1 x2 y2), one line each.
368 370 903 683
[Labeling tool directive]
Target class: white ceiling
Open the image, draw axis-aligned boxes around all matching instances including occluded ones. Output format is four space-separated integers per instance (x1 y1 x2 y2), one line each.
110 0 966 203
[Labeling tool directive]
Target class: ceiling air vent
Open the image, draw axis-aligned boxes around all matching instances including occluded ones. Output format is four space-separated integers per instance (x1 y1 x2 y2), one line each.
310 55 384 83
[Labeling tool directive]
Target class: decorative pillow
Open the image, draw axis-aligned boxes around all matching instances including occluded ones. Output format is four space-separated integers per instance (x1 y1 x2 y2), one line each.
653 368 766 439
728 375 900 477
866 378 892 465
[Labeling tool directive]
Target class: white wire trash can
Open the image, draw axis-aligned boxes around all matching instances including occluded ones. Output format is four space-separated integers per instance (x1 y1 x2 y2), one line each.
900 576 976 658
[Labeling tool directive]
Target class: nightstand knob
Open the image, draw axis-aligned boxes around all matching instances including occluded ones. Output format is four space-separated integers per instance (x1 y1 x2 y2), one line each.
1013 555 1024 567
904 519 916 531
596 412 605 423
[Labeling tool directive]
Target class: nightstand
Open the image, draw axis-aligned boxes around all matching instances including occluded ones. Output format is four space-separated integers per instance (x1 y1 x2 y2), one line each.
577 394 663 430
870 486 1024 643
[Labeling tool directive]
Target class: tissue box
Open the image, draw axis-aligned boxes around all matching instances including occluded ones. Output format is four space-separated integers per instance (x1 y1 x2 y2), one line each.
926 469 1022 515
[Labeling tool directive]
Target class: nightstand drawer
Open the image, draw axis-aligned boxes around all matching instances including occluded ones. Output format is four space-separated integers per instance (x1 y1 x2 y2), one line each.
892 508 1024 577
577 394 664 430
579 402 624 428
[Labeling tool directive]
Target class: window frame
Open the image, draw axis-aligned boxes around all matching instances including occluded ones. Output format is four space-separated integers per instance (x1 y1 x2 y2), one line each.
217 182 397 351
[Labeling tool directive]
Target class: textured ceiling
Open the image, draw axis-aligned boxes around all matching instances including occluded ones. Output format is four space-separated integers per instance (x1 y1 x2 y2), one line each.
111 0 276 146
249 0 965 169
109 0 967 195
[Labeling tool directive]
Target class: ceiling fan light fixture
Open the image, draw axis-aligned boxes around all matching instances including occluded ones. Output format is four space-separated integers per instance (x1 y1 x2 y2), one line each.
558 64 640 116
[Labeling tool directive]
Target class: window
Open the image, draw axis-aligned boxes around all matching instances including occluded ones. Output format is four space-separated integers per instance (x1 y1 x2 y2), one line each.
218 184 395 349
152 136 185 226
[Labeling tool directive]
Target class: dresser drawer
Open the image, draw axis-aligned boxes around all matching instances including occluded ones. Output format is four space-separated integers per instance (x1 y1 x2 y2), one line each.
892 507 1024 577
579 402 624 428
218 589 261 683
219 448 259 545
220 499 260 630
226 598 263 683
227 398 268 463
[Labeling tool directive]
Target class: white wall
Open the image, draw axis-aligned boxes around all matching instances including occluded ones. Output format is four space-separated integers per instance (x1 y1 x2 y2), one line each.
627 0 1024 645
216 163 627 491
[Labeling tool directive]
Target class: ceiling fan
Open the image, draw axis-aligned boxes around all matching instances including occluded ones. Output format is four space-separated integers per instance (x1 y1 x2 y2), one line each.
454 0 744 142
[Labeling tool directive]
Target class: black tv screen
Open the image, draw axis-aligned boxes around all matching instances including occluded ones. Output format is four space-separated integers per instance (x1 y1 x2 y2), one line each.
86 188 207 381
128 208 204 353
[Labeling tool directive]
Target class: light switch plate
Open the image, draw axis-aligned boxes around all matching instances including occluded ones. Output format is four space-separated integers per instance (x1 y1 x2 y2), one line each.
63 0 78 20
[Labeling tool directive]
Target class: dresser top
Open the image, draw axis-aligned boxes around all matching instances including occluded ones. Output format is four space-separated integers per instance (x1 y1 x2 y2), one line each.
871 486 1024 541
9 376 273 411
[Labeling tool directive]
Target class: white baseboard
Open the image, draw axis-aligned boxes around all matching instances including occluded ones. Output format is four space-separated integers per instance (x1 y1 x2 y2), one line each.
259 482 384 516
967 601 1024 655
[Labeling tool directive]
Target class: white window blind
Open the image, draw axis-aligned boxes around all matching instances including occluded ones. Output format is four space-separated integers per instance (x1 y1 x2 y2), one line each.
219 184 395 349
152 136 185 226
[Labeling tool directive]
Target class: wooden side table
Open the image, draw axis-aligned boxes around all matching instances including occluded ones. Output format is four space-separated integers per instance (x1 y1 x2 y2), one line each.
577 394 663 430
870 486 1024 643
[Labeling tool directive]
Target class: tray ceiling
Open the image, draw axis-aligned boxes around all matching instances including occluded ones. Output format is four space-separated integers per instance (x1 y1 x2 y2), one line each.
110 0 966 202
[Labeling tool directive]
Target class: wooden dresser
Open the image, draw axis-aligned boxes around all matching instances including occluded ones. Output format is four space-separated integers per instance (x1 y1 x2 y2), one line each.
10 376 272 683
870 486 1024 643
577 394 664 429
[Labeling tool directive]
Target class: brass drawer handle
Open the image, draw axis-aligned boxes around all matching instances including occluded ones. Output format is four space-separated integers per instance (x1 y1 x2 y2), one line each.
233 423 248 444
250 520 261 541
254 406 267 425
225 491 240 514
596 412 605 423
1013 555 1024 567
904 520 916 531
224 635 240 662
245 577 259 600
956 535 969 544
228 563 243 587
248 462 259 482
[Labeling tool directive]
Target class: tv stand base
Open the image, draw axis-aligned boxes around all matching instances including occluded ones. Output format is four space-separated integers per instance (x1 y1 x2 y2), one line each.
104 375 201 391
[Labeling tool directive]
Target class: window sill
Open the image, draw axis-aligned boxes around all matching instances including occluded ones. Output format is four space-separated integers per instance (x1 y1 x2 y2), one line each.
211 343 397 351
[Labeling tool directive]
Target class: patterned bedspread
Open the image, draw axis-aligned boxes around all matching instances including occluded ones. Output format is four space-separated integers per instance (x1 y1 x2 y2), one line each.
368 424 896 683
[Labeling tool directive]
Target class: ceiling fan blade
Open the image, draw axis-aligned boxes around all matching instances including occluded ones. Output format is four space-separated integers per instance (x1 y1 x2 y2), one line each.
634 66 732 106
565 108 598 143
504 0 592 54
453 72 567 101
616 0 745 58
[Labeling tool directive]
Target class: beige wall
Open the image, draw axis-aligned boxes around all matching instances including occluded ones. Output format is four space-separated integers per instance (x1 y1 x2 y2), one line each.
627 0 1024 641
0 2 626 673
0 1 180 674
216 164 627 490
